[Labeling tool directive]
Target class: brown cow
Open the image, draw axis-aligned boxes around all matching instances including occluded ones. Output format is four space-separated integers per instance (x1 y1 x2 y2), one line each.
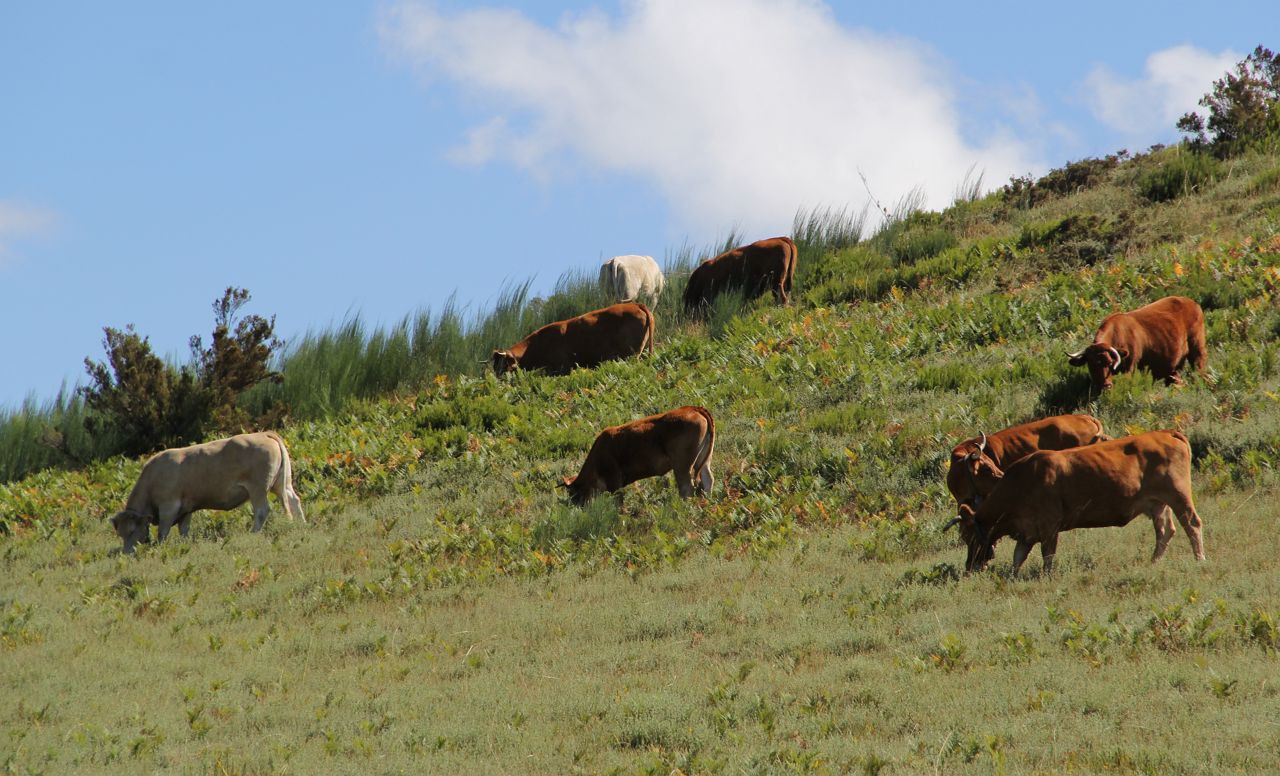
492 302 654 376
1067 295 1206 392
683 237 797 315
561 406 714 506
947 414 1108 513
948 430 1205 574
110 431 305 554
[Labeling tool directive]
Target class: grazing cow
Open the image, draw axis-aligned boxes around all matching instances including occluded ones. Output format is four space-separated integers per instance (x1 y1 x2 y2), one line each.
947 430 1205 574
947 414 1108 513
600 254 665 303
561 406 714 506
491 302 655 376
1067 295 1207 391
110 431 305 554
683 236 798 315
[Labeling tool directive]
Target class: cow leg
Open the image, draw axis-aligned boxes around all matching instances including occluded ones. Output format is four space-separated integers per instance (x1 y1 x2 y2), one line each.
1150 507 1176 562
1012 540 1034 575
1188 328 1208 372
1039 534 1059 574
675 470 695 498
250 492 271 533
177 512 193 538
1168 497 1206 560
155 501 182 543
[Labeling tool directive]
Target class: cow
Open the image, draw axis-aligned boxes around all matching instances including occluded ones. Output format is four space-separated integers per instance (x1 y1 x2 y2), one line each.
561 406 714 506
947 414 1108 514
946 430 1205 574
600 254 665 303
683 236 798 316
109 431 305 554
491 302 655 376
1067 295 1207 392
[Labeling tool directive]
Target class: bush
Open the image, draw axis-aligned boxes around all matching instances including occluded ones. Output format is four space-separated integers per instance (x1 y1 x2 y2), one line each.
1017 213 1132 267
1178 45 1280 157
999 153 1127 209
79 288 281 457
80 326 208 457
1136 149 1221 202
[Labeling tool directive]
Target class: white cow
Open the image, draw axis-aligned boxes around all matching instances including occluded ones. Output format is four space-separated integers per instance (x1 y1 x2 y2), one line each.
109 431 305 553
599 254 665 303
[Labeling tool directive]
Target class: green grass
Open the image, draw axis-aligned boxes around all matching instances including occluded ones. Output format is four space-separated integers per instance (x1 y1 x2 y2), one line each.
3 144 1280 771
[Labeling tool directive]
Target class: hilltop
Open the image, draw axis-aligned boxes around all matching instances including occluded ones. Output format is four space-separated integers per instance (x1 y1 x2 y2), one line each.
3 141 1280 772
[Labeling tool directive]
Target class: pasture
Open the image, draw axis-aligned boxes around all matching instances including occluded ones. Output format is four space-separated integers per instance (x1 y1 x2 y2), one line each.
4 145 1280 773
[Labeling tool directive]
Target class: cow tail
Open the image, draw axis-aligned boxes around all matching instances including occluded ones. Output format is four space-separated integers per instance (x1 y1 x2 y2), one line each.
784 236 797 296
641 303 655 357
691 407 715 492
1091 416 1111 443
268 431 306 523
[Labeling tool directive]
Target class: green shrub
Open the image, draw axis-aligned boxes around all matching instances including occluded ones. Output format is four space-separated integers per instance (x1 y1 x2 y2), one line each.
1018 213 1132 267
1247 166 1280 194
999 153 1126 209
1137 148 1222 202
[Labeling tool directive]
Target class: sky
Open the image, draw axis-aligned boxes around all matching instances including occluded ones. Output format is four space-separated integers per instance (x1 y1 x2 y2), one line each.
0 0 1268 409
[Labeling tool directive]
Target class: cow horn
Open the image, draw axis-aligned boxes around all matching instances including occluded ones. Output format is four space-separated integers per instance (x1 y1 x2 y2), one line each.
1107 346 1122 370
976 432 986 453
1066 348 1086 360
943 517 961 531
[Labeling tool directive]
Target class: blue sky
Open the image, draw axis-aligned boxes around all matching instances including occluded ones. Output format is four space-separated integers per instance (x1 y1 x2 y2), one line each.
0 1 1268 408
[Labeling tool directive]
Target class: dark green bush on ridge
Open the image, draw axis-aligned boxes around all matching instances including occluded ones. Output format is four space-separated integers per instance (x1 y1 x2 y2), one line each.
79 287 282 458
1136 147 1222 202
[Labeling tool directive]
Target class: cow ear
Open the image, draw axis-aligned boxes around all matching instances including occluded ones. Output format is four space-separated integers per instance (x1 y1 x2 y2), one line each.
1116 347 1130 363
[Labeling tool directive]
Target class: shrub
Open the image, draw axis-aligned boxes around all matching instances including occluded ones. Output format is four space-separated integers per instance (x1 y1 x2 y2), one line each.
80 325 208 457
999 153 1127 209
1137 149 1221 202
1017 213 1133 267
1178 45 1280 157
79 287 281 457
189 287 283 433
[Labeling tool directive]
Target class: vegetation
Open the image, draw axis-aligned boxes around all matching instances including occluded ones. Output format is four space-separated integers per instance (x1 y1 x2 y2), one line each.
2 50 1280 772
1179 44 1280 156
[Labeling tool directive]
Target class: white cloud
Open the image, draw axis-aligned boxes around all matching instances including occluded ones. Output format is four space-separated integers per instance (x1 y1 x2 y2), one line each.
1084 45 1239 139
380 0 1040 236
0 200 56 267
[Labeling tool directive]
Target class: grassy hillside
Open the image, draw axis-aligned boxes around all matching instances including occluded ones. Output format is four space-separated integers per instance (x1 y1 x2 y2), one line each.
3 144 1280 773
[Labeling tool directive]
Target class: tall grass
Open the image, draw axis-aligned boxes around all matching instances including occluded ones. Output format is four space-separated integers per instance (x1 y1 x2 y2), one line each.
0 388 121 482
953 163 986 204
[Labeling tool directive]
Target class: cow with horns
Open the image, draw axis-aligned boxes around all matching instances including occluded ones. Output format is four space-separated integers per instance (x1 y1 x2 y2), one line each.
947 430 1205 574
946 414 1109 516
1067 295 1207 392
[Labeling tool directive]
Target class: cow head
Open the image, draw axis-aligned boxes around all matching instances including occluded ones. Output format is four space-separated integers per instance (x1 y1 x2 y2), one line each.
1066 342 1128 391
946 433 1005 509
945 504 997 572
491 350 520 376
559 474 603 507
110 510 152 554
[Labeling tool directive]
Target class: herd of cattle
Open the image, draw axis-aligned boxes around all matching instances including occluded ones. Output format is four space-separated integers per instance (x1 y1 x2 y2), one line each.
109 238 1212 575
